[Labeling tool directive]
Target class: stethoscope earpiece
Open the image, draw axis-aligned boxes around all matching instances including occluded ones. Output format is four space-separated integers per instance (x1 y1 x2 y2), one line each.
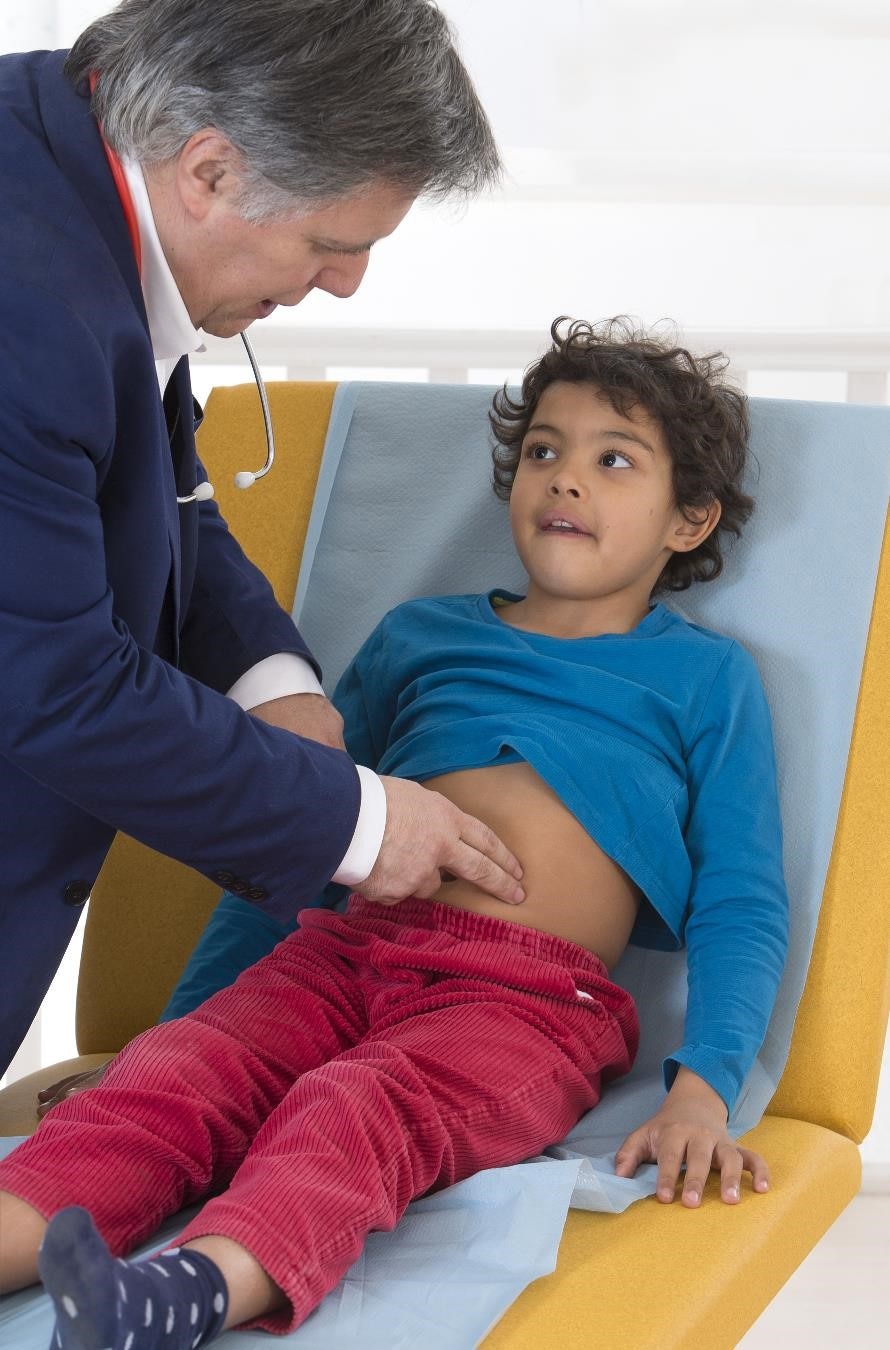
177 331 275 505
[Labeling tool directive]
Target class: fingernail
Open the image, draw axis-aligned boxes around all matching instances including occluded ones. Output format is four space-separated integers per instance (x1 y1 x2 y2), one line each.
726 1186 739 1201
755 1179 769 1192
658 1188 673 1202
685 1190 699 1205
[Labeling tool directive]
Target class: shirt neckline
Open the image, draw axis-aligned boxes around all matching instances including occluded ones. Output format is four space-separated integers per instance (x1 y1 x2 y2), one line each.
121 158 206 366
478 589 671 641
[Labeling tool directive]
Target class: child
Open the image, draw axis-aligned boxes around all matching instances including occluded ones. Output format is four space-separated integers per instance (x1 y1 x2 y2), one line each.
0 317 787 1348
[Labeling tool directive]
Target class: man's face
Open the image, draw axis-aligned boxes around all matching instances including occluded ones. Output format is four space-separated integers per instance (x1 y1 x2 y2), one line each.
164 157 415 336
508 381 694 626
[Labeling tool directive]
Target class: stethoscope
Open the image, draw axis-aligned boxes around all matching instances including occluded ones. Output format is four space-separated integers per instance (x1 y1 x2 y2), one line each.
87 82 277 510
178 330 276 504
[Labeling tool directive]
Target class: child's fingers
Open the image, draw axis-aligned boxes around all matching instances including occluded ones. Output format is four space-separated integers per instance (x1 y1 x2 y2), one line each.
613 1131 651 1176
716 1143 744 1203
739 1147 770 1194
655 1138 687 1202
678 1137 716 1206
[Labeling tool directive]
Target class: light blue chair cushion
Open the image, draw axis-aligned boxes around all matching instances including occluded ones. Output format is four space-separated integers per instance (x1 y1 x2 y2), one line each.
4 388 889 1348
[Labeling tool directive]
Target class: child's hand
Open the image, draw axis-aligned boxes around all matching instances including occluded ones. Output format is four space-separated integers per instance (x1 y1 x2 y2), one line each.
613 1067 769 1207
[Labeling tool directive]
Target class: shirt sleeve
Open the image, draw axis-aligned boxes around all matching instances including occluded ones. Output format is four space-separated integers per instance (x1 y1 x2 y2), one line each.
227 653 324 706
330 764 387 884
325 614 410 882
330 614 402 771
663 642 789 1114
226 654 387 884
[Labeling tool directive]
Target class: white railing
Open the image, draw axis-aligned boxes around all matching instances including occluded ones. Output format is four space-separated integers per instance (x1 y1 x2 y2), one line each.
192 327 890 405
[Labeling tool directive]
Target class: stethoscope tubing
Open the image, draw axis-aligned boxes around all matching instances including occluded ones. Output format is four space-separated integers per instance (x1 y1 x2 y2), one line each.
177 330 275 504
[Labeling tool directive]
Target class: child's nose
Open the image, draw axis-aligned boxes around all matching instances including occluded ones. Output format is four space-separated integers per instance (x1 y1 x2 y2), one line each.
548 475 583 499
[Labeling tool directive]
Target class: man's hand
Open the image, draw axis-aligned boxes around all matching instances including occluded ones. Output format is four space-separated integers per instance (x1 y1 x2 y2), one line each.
249 692 345 749
36 1062 111 1117
613 1067 769 1207
359 776 525 908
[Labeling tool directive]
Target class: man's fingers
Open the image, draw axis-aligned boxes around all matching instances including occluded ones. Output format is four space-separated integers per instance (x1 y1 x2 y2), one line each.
366 780 525 907
453 812 524 882
444 838 525 904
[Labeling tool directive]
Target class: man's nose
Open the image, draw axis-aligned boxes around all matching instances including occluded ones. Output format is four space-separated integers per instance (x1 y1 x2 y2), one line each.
315 252 371 300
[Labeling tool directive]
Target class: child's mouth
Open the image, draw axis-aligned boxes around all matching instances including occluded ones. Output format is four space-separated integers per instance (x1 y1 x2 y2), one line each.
540 515 592 537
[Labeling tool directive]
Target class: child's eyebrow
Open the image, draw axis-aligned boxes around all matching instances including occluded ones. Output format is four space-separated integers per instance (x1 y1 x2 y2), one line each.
601 428 656 456
526 422 655 455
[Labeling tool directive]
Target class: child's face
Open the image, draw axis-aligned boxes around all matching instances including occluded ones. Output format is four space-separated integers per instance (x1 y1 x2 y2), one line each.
508 381 709 625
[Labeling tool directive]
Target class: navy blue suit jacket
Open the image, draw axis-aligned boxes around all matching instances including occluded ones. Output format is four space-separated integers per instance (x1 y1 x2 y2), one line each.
0 51 360 1071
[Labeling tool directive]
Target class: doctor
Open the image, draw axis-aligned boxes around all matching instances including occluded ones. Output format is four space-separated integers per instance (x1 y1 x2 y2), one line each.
0 0 522 1076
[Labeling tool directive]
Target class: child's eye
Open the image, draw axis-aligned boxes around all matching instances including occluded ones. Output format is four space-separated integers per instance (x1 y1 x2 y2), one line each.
600 449 632 469
526 442 557 461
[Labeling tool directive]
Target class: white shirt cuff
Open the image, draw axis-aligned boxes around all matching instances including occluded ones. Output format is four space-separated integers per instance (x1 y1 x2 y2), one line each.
332 765 387 887
226 653 324 709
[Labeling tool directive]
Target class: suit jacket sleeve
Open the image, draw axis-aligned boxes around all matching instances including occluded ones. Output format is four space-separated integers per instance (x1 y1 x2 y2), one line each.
0 283 359 925
178 481 322 694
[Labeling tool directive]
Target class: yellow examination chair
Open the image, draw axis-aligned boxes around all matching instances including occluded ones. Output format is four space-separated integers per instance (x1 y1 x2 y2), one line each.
1 380 888 1349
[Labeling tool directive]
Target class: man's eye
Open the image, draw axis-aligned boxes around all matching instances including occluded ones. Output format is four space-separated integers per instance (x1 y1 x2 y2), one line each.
601 450 632 469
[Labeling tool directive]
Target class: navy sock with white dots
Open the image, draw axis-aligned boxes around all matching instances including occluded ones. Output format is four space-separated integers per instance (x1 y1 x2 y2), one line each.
39 1206 229 1350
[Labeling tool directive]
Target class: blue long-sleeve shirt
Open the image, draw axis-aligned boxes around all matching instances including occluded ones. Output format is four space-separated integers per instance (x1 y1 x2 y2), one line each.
332 592 789 1112
167 590 788 1114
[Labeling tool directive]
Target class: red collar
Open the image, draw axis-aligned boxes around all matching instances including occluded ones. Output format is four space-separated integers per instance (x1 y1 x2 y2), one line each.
89 72 142 274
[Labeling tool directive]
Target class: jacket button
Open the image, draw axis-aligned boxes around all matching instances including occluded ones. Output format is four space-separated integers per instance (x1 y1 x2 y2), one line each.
63 880 91 907
246 887 268 902
211 870 236 886
229 879 249 895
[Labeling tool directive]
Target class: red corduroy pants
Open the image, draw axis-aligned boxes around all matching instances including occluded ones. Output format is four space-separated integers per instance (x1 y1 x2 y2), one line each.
0 897 638 1333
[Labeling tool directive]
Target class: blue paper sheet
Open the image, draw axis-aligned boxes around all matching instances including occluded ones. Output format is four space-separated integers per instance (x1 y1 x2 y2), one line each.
0 1137 583 1349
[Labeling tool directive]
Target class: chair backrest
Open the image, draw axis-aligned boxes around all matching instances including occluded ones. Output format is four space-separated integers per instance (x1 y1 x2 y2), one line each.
78 381 890 1147
768 516 890 1139
76 382 337 1048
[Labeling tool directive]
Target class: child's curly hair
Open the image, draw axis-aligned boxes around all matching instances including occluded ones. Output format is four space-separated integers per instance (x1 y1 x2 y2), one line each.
490 317 754 593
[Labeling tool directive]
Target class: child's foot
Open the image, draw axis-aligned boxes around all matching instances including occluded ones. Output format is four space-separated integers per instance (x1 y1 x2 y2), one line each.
38 1207 229 1350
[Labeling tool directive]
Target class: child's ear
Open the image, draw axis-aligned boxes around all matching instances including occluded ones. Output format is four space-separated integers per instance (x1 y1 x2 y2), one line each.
670 499 722 553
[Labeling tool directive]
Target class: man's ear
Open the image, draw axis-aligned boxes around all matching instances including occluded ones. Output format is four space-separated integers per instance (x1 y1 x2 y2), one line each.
174 130 242 221
670 498 722 553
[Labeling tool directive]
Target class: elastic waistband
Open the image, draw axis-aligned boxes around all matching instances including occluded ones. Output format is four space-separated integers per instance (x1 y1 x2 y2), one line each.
345 895 609 979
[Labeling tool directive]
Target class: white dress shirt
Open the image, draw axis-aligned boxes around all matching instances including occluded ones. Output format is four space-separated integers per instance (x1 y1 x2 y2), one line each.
122 160 386 886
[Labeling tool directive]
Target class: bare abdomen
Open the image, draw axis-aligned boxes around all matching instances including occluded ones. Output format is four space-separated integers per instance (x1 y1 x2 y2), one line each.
422 761 641 969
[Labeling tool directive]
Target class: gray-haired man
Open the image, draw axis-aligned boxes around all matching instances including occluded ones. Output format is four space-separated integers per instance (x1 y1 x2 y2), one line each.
0 0 522 1080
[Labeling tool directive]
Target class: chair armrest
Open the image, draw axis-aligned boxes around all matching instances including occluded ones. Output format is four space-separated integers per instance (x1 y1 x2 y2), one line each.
482 1115 861 1350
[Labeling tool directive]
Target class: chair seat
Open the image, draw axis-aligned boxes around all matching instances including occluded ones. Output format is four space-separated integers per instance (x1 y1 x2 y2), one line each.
482 1115 862 1349
0 1054 112 1137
